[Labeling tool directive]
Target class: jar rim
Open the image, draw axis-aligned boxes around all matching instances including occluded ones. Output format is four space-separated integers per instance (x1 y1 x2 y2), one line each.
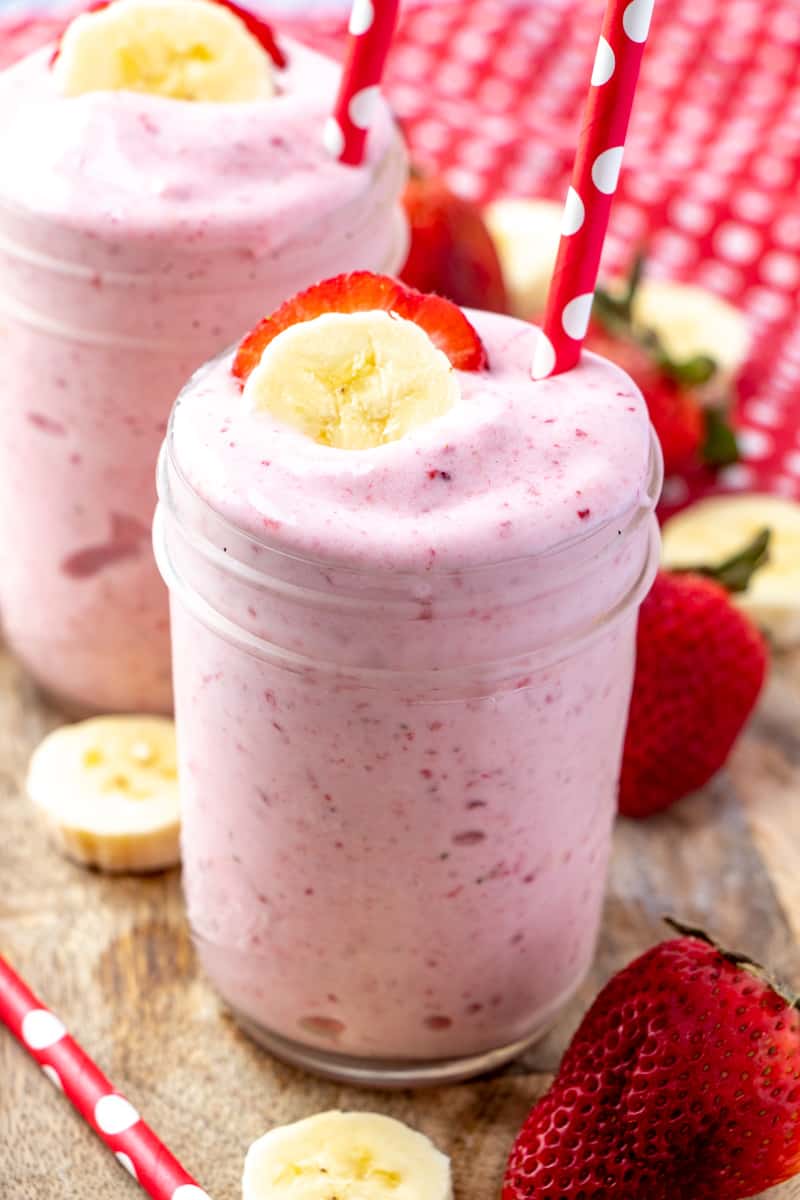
153 502 661 693
158 416 663 587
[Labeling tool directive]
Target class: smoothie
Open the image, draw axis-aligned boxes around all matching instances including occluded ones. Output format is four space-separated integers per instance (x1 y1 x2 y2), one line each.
0 11 407 713
155 299 661 1083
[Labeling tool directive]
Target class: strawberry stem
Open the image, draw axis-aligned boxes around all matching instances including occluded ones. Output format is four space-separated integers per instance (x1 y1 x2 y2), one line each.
668 527 771 594
593 255 720 387
593 253 645 329
702 408 740 467
664 917 800 1009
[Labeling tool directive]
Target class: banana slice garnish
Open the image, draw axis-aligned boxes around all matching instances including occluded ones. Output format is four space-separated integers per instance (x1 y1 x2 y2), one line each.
242 1111 453 1200
53 0 275 102
243 311 460 451
662 494 800 648
26 716 181 873
483 197 563 320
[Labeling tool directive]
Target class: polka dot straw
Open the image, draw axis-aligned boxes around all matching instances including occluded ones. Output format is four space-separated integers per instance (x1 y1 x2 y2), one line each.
324 0 400 165
533 0 656 380
0 954 211 1200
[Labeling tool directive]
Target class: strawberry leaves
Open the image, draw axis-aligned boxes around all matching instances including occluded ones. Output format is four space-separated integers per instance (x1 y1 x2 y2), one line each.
594 257 741 470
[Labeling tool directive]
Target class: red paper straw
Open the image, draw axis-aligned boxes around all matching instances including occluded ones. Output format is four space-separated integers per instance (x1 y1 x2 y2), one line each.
325 0 400 166
533 0 655 380
0 954 211 1200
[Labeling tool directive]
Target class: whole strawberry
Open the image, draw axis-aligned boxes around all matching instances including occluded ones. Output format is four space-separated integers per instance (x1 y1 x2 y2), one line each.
400 171 508 313
585 323 705 473
620 530 769 818
586 258 739 475
503 927 800 1200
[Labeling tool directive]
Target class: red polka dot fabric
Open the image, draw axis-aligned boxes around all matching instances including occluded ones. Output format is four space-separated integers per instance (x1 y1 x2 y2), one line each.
2 0 799 509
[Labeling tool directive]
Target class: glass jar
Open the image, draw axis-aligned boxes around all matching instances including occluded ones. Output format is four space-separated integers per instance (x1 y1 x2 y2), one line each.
154 411 662 1086
0 39 407 715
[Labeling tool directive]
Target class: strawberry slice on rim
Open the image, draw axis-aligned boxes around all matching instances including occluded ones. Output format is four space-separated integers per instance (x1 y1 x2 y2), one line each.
232 271 489 384
50 0 286 69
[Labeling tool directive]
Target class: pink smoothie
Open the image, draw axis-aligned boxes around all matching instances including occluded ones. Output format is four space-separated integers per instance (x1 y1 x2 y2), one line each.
0 37 406 713
156 310 660 1078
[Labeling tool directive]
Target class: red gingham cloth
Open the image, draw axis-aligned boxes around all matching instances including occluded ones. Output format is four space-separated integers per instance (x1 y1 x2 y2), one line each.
3 0 799 511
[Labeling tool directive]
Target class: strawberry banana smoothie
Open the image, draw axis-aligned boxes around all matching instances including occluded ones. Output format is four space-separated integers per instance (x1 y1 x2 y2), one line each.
0 9 406 713
155 293 661 1084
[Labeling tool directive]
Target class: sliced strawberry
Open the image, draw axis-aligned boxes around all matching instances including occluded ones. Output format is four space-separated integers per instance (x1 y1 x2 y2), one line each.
232 272 488 384
394 289 489 372
211 0 286 68
50 0 286 69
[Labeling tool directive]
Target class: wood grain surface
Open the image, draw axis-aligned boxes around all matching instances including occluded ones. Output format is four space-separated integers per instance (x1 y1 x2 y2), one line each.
1 641 799 1200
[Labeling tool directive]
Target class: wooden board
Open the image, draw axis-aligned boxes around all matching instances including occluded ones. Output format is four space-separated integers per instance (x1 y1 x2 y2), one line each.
1 639 799 1199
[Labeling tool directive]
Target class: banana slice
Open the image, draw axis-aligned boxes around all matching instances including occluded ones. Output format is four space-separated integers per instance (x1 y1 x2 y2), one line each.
627 279 750 407
26 716 180 873
483 198 563 319
243 311 460 451
662 495 800 648
242 1111 453 1200
631 280 750 379
53 0 275 102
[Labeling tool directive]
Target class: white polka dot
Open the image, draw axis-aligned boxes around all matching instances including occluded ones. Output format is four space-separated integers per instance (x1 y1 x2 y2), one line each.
714 222 762 265
738 429 773 460
94 1095 139 1135
760 251 800 290
322 117 345 159
610 202 648 240
774 214 800 250
531 331 557 380
348 85 380 131
592 146 625 195
746 401 784 428
626 172 665 204
662 142 698 171
774 476 800 498
697 261 744 297
388 85 425 119
480 114 518 142
116 1153 138 1180
651 231 696 270
172 1188 212 1200
412 120 449 154
743 286 793 323
784 451 800 477
22 1010 66 1050
623 0 655 42
731 190 774 224
561 293 594 341
41 1064 63 1091
591 36 615 85
453 29 491 62
442 167 484 201
718 464 754 490
436 63 474 96
392 46 432 76
690 172 728 201
660 476 690 506
348 0 374 36
753 156 794 188
561 187 585 236
670 198 713 236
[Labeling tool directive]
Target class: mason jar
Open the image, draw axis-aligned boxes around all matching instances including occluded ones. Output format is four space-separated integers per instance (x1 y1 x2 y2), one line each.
154 369 662 1085
0 38 407 714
